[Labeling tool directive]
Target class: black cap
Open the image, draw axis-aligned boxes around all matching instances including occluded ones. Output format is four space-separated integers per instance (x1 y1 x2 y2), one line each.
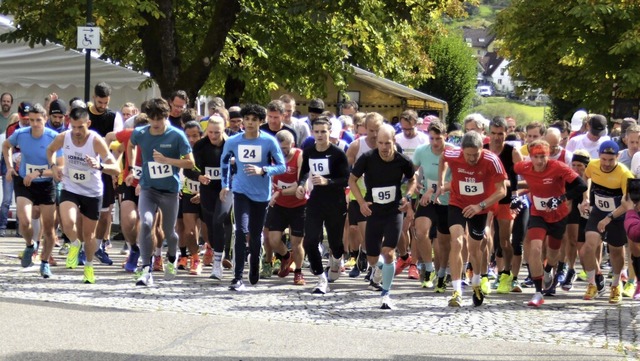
18 102 32 118
49 100 67 116
588 114 607 137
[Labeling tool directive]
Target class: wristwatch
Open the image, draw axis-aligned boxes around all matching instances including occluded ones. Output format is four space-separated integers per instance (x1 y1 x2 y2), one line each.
606 212 614 220
479 201 487 210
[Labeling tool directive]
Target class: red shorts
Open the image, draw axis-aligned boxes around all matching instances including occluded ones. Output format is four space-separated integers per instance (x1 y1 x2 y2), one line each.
493 203 515 221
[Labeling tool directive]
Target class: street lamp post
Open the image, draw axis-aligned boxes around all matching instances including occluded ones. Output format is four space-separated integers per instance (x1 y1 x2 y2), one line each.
84 0 93 102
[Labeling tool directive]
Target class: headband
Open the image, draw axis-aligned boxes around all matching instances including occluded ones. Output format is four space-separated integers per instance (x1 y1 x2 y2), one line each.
572 154 590 165
529 143 550 157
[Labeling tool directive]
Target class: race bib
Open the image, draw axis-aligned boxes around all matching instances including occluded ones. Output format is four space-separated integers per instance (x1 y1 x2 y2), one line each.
238 145 262 163
69 169 89 183
277 180 296 190
25 163 47 176
533 196 552 211
205 167 221 180
148 161 172 179
459 181 483 196
594 194 616 212
372 185 396 204
132 166 142 180
309 158 330 176
186 179 200 193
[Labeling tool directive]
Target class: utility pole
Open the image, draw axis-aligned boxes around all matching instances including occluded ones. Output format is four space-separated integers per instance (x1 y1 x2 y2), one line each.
84 0 93 102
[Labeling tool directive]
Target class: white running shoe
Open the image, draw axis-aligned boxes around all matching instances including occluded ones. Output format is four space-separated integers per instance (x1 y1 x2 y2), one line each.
313 276 329 294
210 261 223 280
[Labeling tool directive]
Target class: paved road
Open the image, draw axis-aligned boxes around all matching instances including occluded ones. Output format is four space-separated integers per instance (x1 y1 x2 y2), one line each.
0 236 638 360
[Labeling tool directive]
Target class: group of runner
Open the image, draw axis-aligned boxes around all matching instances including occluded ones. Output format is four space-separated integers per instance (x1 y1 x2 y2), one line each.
4 85 640 310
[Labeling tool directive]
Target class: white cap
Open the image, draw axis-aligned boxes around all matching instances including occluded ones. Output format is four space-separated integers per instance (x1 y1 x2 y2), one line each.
330 117 342 139
571 110 587 131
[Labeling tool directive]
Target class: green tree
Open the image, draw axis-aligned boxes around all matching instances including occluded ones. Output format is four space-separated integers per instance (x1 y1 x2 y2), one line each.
494 0 640 115
418 33 477 125
0 0 469 105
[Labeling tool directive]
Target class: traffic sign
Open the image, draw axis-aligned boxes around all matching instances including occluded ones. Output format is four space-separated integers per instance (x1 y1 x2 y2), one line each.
77 26 101 50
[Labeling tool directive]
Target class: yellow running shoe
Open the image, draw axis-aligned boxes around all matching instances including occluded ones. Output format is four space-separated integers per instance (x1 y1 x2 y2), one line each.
609 285 622 304
448 291 462 307
577 270 588 282
622 281 636 298
480 276 491 295
345 257 357 269
496 272 513 294
583 283 598 300
65 242 81 269
82 266 95 284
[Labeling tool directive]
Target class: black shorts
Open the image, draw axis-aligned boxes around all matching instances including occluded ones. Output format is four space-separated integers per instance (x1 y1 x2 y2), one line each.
265 204 305 237
348 200 366 225
415 202 450 235
585 208 627 247
100 173 116 210
365 212 403 257
60 189 101 221
14 176 56 206
118 184 139 205
528 215 568 240
448 205 487 241
181 193 201 215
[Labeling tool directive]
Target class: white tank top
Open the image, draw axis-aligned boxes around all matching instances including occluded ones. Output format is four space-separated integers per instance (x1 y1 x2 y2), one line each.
355 137 373 162
61 130 103 197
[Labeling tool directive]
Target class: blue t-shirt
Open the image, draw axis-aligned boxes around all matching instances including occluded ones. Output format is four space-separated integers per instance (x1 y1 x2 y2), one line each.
130 124 192 193
8 127 61 181
221 131 286 202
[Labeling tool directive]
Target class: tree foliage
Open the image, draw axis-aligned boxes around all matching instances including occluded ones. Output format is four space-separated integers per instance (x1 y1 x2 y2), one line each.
418 33 477 125
494 0 640 116
0 0 471 105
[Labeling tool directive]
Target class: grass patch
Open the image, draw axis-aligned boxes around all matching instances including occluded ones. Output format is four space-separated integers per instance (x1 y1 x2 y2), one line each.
478 5 494 18
469 97 548 125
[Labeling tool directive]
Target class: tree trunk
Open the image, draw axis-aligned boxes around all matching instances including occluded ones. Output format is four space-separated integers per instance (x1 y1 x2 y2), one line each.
224 74 245 107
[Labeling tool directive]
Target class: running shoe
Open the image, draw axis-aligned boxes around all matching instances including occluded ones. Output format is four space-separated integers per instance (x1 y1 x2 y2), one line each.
556 268 567 285
435 277 446 293
523 276 534 288
95 248 113 265
177 256 189 270
272 259 282 275
293 271 305 285
40 262 52 279
357 249 368 272
164 261 177 281
260 258 272 279
634 283 640 300
249 256 260 285
65 243 80 269
421 279 434 289
103 239 112 250
527 292 544 307
0 229 5 237
448 291 462 307
152 256 164 272
543 270 554 291
497 272 513 294
135 266 153 286
543 281 556 296
577 269 588 281
328 255 343 282
82 266 95 284
277 255 294 278
78 250 86 266
348 266 361 278
472 285 484 306
480 276 491 295
584 283 598 300
609 285 622 304
596 274 606 296
372 265 382 284
59 243 70 256
189 254 202 275
344 257 357 269
562 269 576 291
487 268 498 280
21 246 35 268
222 258 233 269
623 281 636 298
394 255 412 276
364 267 373 282
408 264 419 280
313 276 329 294
511 280 522 293
203 246 213 266
229 278 246 291
368 280 383 291
210 261 223 280
381 294 394 310
124 248 140 273
120 242 129 255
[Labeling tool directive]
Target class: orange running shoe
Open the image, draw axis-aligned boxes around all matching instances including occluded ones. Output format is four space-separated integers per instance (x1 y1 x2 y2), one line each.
394 255 412 276
203 247 214 266
293 271 305 285
190 254 202 275
177 256 189 270
153 256 164 272
408 264 419 280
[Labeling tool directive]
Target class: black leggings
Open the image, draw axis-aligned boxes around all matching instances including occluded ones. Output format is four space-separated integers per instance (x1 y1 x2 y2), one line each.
303 202 346 275
201 186 233 253
365 212 403 258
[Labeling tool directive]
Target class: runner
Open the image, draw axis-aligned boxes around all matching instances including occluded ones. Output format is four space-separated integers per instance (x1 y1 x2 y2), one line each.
438 131 507 307
514 140 586 307
349 122 416 309
46 105 120 283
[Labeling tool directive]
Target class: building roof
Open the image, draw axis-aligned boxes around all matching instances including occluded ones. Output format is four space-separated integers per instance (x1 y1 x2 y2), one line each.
481 52 505 76
350 65 447 107
462 27 495 49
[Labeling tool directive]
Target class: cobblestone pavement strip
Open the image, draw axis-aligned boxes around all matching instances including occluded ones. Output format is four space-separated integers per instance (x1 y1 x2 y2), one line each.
0 237 638 359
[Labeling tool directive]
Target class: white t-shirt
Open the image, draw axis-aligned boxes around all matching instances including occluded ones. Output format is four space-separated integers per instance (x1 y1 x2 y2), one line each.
395 131 429 159
566 134 610 159
629 152 640 176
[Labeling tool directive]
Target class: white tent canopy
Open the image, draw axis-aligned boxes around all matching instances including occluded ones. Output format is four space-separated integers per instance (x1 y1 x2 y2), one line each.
0 15 158 113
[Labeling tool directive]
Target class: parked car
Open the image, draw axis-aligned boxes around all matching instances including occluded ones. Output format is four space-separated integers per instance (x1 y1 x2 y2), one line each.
476 85 493 97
